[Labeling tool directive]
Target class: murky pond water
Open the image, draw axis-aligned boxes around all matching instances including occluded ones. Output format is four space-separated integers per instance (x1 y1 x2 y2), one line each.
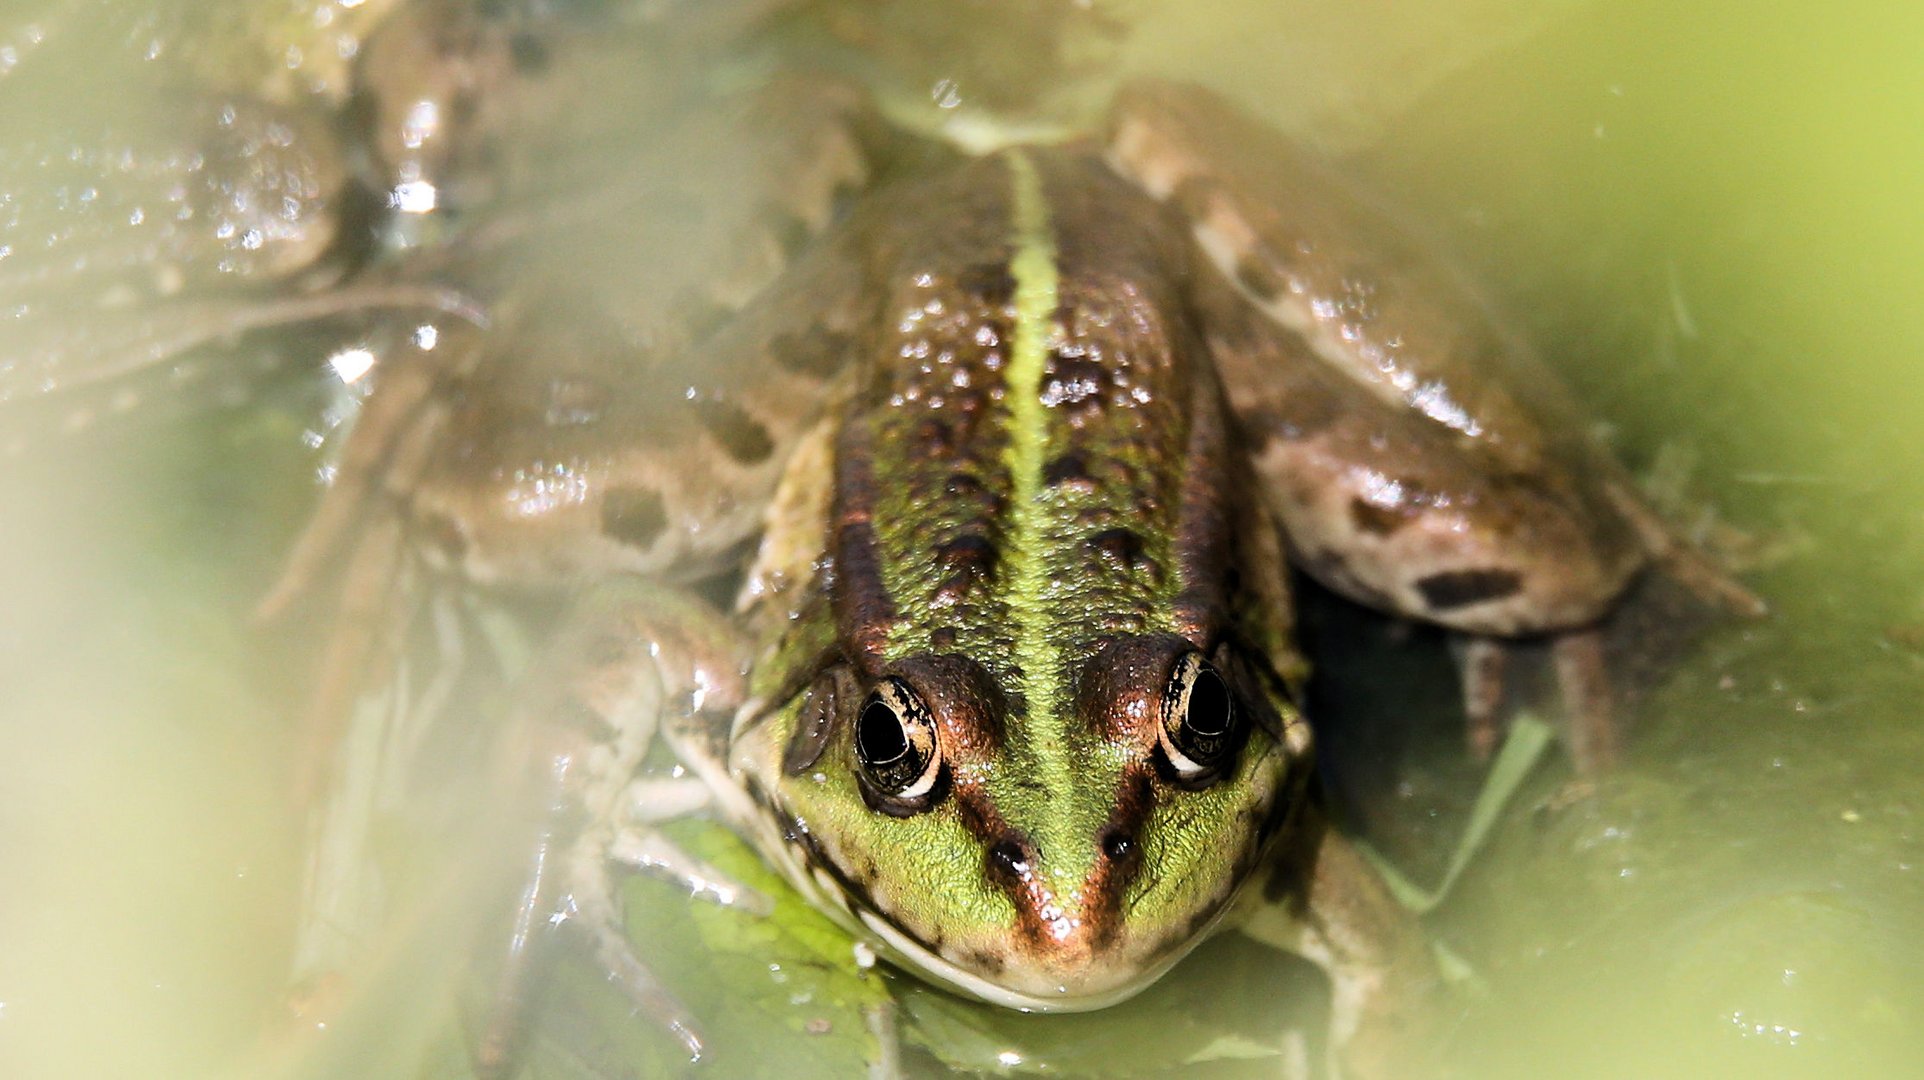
1 2 1918 1078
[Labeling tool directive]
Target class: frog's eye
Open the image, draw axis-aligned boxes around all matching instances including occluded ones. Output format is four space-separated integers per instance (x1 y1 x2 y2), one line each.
854 677 945 814
1158 652 1238 782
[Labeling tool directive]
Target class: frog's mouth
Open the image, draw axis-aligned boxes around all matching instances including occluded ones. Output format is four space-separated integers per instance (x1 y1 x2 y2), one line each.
846 890 1241 1013
741 788 1259 1014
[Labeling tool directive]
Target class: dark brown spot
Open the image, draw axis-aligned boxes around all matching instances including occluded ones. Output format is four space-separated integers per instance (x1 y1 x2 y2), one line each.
769 326 850 379
1349 497 1410 537
1234 253 1284 303
447 90 479 132
1043 452 1093 488
934 529 999 604
957 263 1016 307
766 207 814 260
1169 175 1223 224
1416 568 1525 611
600 487 668 549
946 472 987 499
930 626 958 651
965 950 1007 976
935 532 998 579
914 417 955 456
1087 527 1148 569
693 399 775 464
986 837 1031 886
508 31 550 73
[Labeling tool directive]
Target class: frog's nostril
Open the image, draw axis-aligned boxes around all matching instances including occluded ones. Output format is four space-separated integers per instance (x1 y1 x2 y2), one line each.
986 837 1031 882
1099 828 1135 862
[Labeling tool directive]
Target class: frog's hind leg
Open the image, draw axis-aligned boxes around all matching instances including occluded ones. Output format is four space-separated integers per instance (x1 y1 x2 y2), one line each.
1454 636 1510 763
1453 627 1616 771
1195 275 1648 763
1112 81 1761 768
258 325 479 801
1605 479 1768 619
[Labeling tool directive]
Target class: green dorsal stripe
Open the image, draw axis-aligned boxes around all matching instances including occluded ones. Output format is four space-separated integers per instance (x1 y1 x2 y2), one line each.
1001 153 1075 806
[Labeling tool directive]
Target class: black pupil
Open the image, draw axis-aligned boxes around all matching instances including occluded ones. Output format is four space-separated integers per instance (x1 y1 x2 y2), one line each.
857 696 908 765
1186 666 1232 738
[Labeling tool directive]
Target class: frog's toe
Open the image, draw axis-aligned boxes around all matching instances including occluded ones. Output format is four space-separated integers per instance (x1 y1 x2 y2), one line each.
620 775 713 823
608 823 773 916
1454 636 1511 762
586 917 706 1063
1550 627 1617 772
1453 625 1619 772
863 998 905 1080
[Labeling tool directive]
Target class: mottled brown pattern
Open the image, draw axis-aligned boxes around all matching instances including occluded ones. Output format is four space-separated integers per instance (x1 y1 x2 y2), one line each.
1030 152 1216 681
1415 568 1525 611
598 486 668 549
830 419 896 676
1168 174 1224 229
1233 252 1284 303
956 262 1017 307
691 397 776 464
1349 496 1412 537
845 154 1022 668
1042 452 1094 489
1087 527 1150 571
769 325 853 378
933 531 999 604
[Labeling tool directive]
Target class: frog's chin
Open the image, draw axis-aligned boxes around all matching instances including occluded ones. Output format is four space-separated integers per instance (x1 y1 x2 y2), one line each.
850 902 1227 1014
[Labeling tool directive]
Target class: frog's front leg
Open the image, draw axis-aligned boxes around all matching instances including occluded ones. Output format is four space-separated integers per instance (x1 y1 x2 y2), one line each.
473 580 757 1076
1241 800 1442 1079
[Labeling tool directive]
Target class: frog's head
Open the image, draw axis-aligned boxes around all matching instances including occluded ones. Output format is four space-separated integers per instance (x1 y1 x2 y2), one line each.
733 629 1307 1009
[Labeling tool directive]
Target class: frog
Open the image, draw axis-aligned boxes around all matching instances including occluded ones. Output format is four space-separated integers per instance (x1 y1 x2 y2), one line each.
244 4 1765 1060
0 0 494 452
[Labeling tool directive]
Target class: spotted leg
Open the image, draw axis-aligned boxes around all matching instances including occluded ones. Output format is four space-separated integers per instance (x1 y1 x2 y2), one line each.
1107 79 1761 767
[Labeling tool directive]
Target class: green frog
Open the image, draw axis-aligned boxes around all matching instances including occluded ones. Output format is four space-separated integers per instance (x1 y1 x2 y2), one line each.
259 28 1758 1076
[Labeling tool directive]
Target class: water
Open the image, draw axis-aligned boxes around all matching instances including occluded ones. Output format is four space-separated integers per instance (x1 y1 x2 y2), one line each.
0 1 1919 1077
